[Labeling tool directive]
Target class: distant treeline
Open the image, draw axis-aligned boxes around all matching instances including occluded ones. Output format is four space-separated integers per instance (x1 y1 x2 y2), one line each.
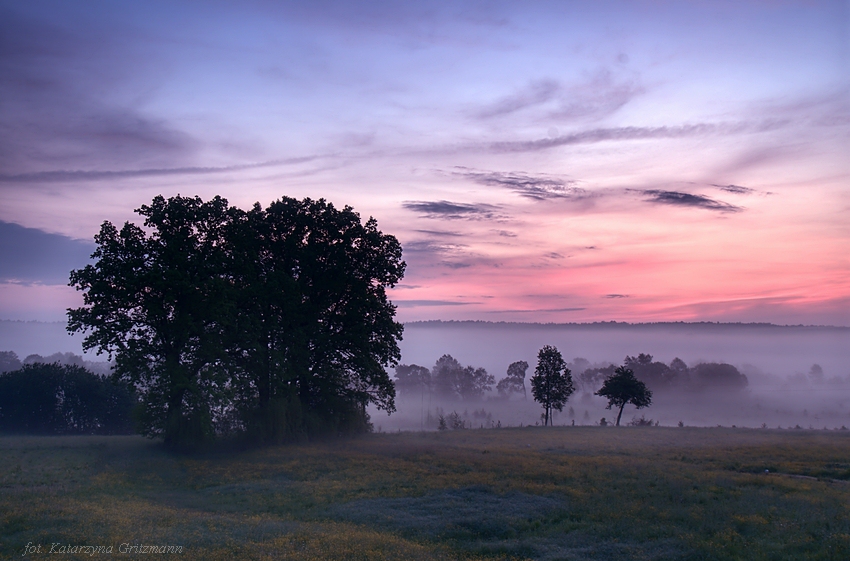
0 358 135 435
395 353 748 400
0 350 112 376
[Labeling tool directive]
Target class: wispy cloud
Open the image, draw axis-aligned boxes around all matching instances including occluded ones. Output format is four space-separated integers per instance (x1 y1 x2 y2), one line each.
452 167 584 200
473 70 643 123
413 229 464 237
441 261 473 269
403 241 468 254
402 200 501 220
604 294 629 299
0 10 199 175
401 239 484 272
485 307 585 313
394 299 474 307
712 184 755 195
475 80 560 119
0 157 324 183
487 121 785 153
639 190 743 213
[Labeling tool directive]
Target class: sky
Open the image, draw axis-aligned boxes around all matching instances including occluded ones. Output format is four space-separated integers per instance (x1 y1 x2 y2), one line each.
0 0 848 325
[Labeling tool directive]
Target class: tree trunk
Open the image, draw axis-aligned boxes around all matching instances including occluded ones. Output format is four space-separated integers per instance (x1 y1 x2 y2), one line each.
616 403 625 426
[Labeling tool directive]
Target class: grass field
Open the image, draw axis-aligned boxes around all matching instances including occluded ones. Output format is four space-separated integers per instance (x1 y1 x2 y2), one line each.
2 428 849 560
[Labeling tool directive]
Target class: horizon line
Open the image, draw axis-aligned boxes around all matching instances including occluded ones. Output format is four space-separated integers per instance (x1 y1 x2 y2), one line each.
2 318 847 330
403 320 850 329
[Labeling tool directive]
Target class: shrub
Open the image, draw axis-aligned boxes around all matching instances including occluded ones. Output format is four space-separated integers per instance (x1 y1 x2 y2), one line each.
628 415 655 427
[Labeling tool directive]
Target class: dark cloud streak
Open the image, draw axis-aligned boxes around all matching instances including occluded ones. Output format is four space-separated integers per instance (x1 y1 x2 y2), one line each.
402 200 501 220
453 167 584 200
413 229 464 237
640 190 743 213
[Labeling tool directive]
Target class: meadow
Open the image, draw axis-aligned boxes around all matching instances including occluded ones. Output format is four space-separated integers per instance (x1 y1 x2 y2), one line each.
1 428 848 560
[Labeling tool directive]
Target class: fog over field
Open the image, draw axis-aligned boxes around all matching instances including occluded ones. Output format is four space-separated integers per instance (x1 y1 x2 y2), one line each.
3 319 849 431
374 321 850 432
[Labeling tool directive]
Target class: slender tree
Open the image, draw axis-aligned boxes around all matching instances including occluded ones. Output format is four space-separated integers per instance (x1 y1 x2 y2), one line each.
530 346 574 426
595 366 652 426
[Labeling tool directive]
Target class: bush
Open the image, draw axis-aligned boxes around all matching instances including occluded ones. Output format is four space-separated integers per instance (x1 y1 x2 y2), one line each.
628 415 656 427
447 411 466 430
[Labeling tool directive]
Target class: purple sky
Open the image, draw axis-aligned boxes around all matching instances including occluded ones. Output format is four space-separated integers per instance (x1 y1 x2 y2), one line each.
1 0 848 325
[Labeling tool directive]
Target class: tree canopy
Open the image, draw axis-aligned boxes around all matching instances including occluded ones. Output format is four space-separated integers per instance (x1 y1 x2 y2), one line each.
530 346 574 426
431 355 494 401
68 195 405 449
689 363 748 391
0 363 135 435
624 353 676 390
595 366 652 426
0 351 21 374
496 360 528 399
394 364 431 398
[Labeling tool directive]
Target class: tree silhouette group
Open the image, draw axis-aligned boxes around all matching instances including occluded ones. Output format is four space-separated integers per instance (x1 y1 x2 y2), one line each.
68 195 405 449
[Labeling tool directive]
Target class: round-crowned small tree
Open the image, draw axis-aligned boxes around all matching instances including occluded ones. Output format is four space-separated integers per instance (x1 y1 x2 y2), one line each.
530 346 574 426
595 366 652 426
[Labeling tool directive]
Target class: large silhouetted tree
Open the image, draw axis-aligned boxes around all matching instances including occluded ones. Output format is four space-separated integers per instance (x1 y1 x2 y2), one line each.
222 198 405 441
68 195 405 448
530 346 574 426
595 366 652 426
68 195 233 448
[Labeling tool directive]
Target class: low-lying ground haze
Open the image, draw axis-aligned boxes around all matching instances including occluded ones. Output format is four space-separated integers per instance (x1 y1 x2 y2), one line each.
2 319 848 432
372 321 850 432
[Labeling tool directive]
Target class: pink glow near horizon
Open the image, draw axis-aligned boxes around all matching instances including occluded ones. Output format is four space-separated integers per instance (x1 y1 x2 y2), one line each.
0 1 847 325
